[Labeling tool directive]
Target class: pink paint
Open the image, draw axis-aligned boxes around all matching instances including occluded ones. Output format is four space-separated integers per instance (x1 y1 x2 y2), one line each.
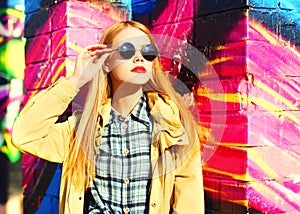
50 28 104 59
51 56 76 80
205 177 300 213
248 179 300 212
25 34 51 64
151 0 195 72
152 0 194 26
24 60 51 90
282 116 300 146
51 1 125 31
203 17 300 212
22 154 47 197
24 1 122 90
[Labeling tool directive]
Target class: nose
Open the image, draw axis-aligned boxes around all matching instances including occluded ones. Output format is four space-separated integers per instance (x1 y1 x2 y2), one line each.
133 52 144 63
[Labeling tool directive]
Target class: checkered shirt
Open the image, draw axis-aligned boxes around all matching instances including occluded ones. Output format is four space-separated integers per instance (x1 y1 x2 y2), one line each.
88 94 152 214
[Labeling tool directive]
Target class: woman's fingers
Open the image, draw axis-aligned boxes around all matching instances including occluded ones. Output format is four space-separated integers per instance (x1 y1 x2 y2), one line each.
80 44 109 60
84 45 113 61
91 49 113 64
71 44 114 88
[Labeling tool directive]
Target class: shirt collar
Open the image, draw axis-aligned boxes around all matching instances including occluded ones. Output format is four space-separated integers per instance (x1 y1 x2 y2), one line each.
131 93 151 125
107 93 150 126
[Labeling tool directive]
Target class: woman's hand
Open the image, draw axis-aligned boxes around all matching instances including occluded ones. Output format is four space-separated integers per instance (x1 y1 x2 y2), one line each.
68 44 112 89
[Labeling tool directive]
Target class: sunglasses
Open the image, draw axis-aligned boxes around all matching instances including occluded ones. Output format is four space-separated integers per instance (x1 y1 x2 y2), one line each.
113 42 159 61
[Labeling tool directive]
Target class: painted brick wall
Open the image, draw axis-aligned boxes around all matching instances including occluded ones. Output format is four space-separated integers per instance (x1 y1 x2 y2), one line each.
195 0 300 213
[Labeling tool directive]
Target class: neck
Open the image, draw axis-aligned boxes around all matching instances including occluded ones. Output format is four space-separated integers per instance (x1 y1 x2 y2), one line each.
111 82 143 116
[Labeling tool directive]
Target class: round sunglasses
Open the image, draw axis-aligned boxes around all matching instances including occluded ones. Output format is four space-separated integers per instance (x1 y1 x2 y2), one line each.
113 42 159 61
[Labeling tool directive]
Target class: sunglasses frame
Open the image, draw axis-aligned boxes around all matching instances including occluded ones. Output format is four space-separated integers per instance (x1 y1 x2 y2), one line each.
112 42 159 62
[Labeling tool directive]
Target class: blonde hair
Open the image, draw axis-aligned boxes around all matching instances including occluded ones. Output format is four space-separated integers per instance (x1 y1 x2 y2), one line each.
65 21 199 191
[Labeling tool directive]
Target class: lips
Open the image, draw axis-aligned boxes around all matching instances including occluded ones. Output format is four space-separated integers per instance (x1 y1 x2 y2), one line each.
130 66 147 73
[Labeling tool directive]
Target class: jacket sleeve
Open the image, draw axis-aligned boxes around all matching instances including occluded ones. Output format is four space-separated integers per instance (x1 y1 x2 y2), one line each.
172 142 205 214
12 77 79 163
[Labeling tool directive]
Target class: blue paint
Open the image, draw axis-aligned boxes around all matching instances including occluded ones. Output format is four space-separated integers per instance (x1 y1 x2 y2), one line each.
131 0 159 14
24 0 53 14
0 0 24 9
24 0 42 13
249 1 300 43
279 0 300 11
247 0 278 8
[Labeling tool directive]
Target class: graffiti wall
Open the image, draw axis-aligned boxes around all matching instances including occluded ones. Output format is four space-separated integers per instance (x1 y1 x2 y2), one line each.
0 0 24 163
195 0 300 213
19 0 300 213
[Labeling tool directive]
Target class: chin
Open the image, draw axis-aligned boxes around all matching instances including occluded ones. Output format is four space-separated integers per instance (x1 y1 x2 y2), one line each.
124 73 151 85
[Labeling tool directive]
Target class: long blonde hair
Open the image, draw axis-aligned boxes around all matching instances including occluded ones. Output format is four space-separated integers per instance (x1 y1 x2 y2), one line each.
65 21 199 191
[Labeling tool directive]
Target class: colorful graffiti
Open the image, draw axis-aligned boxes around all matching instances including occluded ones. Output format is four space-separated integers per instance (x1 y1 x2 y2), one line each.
194 1 300 213
202 22 300 211
0 4 24 163
19 0 300 213
0 1 24 213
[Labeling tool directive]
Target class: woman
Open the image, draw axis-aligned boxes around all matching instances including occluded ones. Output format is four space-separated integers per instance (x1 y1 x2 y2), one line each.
12 21 204 214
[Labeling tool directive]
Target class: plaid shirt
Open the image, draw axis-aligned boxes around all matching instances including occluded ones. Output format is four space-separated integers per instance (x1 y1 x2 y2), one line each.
89 94 152 214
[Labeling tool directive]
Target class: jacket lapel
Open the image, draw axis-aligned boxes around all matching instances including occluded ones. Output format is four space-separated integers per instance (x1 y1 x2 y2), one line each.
146 91 188 151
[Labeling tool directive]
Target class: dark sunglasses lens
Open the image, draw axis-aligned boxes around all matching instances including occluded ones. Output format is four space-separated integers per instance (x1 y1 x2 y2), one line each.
118 42 135 59
142 44 158 61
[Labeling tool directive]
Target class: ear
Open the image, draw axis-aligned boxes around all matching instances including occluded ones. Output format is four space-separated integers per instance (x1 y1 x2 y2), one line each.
102 64 110 73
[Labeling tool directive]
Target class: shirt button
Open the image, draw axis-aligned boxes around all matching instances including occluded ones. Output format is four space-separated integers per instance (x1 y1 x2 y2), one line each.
119 115 125 121
124 178 130 184
124 207 130 213
95 138 102 146
151 202 157 207
122 123 128 130
124 149 130 155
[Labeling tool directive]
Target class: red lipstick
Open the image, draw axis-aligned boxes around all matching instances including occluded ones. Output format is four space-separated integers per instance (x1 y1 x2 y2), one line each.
130 66 147 73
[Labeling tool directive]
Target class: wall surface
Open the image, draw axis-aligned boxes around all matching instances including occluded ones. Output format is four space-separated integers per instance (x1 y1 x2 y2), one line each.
195 0 300 213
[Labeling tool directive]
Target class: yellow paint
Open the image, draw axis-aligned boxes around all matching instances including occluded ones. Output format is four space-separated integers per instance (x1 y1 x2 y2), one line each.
51 60 66 82
203 186 219 193
255 80 299 112
210 56 235 65
68 41 82 53
51 32 67 58
0 8 25 19
249 21 279 45
248 149 280 179
203 166 247 180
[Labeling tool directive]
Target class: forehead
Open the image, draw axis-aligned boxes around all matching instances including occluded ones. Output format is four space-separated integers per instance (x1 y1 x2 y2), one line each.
112 27 151 48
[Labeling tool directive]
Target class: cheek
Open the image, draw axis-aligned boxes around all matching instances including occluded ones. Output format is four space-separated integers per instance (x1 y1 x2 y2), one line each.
110 61 129 79
144 63 153 72
106 56 125 71
110 63 134 83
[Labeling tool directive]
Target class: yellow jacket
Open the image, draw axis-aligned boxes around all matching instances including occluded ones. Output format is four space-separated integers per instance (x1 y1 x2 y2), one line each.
12 77 204 214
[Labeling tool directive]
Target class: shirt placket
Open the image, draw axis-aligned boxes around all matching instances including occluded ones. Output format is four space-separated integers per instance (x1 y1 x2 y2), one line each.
118 115 131 214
